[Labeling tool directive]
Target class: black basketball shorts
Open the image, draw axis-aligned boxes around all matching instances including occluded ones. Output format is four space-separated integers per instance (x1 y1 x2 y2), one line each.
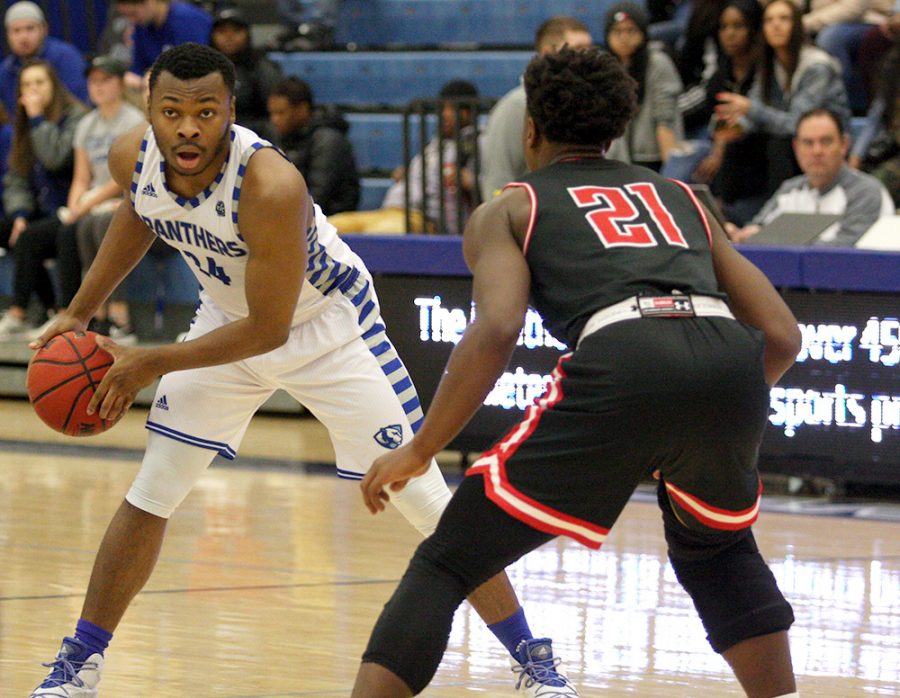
467 316 770 548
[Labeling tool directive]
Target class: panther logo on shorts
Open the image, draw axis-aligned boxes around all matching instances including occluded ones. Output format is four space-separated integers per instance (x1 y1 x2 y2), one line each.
374 424 404 449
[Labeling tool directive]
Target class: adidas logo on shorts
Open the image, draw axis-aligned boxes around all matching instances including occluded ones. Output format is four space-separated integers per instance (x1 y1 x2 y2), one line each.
155 395 169 411
141 182 158 198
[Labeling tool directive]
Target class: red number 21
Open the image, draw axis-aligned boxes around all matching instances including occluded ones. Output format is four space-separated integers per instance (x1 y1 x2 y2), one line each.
568 184 687 249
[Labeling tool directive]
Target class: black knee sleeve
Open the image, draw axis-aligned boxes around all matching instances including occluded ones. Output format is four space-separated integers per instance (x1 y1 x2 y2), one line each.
362 539 471 694
660 483 794 653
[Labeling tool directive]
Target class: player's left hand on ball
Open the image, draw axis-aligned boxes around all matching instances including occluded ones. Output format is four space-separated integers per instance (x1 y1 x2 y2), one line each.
28 312 88 350
361 443 431 514
87 337 155 421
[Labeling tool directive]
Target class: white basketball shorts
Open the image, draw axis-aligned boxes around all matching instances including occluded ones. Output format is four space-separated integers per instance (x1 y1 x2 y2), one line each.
145 296 426 479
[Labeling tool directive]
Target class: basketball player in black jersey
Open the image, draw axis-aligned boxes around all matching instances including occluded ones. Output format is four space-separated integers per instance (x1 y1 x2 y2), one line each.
351 47 802 698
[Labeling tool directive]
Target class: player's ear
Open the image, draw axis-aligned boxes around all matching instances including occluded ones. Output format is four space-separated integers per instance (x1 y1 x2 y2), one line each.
524 115 540 150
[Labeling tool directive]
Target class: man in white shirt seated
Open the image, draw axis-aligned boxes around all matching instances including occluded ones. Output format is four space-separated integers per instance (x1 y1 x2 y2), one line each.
727 108 894 247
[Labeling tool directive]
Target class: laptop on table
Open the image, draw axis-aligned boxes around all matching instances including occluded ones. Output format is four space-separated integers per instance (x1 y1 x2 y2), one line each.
743 212 842 246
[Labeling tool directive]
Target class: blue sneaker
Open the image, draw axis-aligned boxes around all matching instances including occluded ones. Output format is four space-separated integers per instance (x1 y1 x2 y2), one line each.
29 637 104 697
510 638 580 697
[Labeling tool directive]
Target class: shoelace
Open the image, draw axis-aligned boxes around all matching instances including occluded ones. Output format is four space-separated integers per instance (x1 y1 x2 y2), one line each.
512 655 578 696
35 654 98 694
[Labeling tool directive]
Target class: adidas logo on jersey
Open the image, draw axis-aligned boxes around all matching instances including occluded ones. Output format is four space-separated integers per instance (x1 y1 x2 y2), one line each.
155 395 169 411
141 182 158 198
216 201 226 217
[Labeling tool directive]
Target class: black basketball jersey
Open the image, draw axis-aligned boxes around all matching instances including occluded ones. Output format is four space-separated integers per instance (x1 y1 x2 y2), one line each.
512 157 722 347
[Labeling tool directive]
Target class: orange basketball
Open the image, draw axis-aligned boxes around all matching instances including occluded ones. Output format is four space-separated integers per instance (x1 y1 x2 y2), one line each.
27 331 117 436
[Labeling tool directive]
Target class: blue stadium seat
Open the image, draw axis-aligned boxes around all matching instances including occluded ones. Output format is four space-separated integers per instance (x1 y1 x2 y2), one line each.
335 0 617 47
271 51 531 105
359 177 394 210
346 113 437 172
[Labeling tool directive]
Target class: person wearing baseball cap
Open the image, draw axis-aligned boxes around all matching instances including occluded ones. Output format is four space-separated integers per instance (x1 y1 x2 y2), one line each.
604 0 684 170
53 52 146 344
211 7 282 136
0 1 88 113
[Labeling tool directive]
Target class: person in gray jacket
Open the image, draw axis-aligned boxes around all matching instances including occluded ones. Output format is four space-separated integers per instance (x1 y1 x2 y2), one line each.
727 108 894 246
0 59 86 339
714 0 850 194
479 16 593 200
604 2 684 170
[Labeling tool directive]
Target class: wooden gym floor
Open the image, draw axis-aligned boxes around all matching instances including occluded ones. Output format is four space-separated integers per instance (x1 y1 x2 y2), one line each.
0 398 898 697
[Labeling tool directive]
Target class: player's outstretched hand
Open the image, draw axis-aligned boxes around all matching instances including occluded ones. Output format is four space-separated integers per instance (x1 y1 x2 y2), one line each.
28 312 88 351
87 336 157 422
361 442 431 514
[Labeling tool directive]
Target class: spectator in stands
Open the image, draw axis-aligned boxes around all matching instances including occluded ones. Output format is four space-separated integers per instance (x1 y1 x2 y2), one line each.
727 108 894 246
850 43 900 205
115 0 213 90
211 7 282 138
802 0 894 113
604 2 684 170
714 0 851 199
857 2 900 101
0 60 86 339
60 55 146 344
380 79 483 235
480 16 592 201
676 0 729 137
268 76 359 215
328 80 483 235
663 0 769 224
97 6 137 68
274 0 339 51
0 1 88 114
0 105 12 218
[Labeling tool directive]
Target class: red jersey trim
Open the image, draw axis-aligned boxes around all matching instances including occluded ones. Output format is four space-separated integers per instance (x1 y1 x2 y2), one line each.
466 353 610 549
504 182 538 255
664 478 763 531
670 179 713 248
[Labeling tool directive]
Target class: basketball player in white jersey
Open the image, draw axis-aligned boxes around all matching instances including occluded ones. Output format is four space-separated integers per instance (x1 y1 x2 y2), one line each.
24 44 578 697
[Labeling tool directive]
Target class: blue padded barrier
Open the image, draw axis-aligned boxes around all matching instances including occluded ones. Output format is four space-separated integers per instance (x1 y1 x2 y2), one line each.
271 51 532 104
341 235 900 292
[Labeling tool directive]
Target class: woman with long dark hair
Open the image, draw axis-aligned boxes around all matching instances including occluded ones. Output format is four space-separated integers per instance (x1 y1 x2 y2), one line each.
664 0 764 197
714 0 850 195
604 2 684 170
0 59 86 339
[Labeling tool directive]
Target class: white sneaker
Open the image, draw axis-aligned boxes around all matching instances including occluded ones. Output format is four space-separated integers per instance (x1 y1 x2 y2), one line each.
510 638 579 697
27 315 57 341
29 637 104 697
108 322 137 346
0 310 30 340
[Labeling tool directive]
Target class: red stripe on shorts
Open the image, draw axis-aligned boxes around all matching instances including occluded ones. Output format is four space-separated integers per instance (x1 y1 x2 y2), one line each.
467 354 609 549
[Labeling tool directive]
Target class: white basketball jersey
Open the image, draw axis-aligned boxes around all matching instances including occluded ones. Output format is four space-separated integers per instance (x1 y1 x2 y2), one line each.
130 124 372 327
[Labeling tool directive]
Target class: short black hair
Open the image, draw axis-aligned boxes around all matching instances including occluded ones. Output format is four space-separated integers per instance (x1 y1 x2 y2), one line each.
148 43 236 96
796 107 845 136
270 76 314 107
524 46 637 146
438 79 478 100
